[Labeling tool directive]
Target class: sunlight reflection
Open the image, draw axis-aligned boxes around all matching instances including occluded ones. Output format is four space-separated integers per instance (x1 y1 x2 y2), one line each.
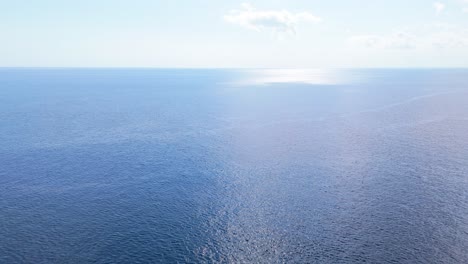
232 69 361 86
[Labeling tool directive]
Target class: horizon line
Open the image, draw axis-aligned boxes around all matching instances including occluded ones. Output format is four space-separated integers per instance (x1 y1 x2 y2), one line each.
1 66 468 70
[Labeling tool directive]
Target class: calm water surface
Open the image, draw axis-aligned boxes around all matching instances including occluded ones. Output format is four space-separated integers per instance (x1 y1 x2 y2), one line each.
1 69 467 263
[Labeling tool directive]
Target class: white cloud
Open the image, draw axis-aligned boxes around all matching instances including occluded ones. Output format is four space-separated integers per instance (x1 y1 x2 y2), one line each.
348 24 468 50
348 32 416 50
224 3 321 34
433 2 446 15
426 23 468 48
457 0 468 13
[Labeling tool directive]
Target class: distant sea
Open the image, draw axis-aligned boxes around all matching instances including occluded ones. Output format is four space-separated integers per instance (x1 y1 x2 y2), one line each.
1 69 467 263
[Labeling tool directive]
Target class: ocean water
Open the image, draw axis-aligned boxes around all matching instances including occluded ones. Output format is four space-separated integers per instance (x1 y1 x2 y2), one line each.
0 69 467 263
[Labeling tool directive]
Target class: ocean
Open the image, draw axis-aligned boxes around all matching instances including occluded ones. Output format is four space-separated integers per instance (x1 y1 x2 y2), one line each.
1 69 467 263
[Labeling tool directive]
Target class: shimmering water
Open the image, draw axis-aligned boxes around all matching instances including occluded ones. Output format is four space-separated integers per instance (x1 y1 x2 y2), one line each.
1 69 467 263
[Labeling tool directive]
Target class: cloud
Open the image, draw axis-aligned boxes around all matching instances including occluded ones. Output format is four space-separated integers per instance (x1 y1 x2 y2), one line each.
348 24 468 50
348 32 416 50
433 2 446 15
457 0 468 13
425 23 468 48
224 3 321 34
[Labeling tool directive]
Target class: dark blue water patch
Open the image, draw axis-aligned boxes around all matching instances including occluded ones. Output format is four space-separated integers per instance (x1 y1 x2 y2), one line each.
1 139 226 263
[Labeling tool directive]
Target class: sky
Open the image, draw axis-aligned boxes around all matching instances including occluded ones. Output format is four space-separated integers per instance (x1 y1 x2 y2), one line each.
1 0 468 68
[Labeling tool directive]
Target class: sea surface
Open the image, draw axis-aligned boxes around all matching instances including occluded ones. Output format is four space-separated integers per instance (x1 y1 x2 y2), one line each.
1 69 467 263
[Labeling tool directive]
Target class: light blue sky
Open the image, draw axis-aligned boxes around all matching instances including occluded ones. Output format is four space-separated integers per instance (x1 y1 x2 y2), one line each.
1 0 468 67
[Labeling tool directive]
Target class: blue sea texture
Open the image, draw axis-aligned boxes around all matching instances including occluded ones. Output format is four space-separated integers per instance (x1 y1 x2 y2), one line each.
1 69 467 263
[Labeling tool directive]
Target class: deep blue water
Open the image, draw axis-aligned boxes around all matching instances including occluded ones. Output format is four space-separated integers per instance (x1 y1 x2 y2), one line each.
1 69 468 263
